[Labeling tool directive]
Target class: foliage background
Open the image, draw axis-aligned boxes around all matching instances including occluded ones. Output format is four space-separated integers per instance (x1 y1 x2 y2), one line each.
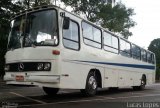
62 0 136 38
0 0 22 77
148 38 160 80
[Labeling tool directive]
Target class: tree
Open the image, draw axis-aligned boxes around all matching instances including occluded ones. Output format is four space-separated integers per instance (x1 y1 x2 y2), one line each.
0 36 7 77
0 0 23 77
62 0 101 21
62 0 136 39
97 3 136 38
148 38 160 80
19 0 52 9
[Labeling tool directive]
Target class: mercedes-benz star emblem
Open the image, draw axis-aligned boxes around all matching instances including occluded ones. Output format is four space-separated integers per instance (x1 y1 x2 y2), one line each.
18 63 24 71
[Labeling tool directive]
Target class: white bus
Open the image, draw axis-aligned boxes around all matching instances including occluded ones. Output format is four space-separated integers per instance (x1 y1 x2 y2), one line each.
4 5 156 96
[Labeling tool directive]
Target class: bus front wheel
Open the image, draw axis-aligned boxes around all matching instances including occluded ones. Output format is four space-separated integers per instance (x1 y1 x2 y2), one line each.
43 87 59 96
80 72 98 96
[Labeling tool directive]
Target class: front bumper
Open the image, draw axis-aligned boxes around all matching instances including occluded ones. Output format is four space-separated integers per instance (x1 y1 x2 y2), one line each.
4 74 60 85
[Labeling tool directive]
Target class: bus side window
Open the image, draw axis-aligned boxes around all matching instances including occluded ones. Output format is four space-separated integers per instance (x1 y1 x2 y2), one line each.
82 21 102 49
131 44 141 60
103 32 118 54
141 49 147 62
120 39 131 57
151 54 155 64
147 52 152 63
63 20 80 50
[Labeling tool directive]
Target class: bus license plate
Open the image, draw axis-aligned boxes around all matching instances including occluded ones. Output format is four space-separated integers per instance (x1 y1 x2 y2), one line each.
16 75 24 81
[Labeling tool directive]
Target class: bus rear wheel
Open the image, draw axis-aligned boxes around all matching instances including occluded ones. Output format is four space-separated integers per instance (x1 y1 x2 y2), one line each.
133 75 146 91
80 72 98 96
43 87 59 96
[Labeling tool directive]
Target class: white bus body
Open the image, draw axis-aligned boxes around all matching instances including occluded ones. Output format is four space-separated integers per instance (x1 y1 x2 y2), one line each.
4 5 156 96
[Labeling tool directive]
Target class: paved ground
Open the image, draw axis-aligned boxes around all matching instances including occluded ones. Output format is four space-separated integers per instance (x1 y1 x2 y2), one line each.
0 83 160 108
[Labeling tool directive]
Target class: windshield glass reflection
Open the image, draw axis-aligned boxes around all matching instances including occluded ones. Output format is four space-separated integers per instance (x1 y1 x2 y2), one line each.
8 9 58 50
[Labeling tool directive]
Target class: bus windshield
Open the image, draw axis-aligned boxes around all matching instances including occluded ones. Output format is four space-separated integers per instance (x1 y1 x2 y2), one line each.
8 9 58 50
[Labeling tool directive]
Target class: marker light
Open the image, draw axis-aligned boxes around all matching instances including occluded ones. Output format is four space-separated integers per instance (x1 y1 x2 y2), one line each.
52 50 60 55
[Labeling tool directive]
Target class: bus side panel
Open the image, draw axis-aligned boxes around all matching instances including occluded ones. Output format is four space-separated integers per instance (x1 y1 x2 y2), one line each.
146 73 154 85
118 71 134 87
104 67 118 87
152 69 156 83
60 61 104 89
132 72 142 86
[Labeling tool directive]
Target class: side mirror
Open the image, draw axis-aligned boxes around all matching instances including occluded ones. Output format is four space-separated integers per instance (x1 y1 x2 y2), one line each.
63 17 70 29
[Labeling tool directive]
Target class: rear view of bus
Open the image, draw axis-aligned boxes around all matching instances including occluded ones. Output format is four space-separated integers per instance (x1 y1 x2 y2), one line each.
4 6 61 95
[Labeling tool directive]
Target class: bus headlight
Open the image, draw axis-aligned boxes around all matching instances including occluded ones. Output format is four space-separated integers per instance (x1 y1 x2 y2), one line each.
37 63 43 71
44 63 51 71
4 65 10 71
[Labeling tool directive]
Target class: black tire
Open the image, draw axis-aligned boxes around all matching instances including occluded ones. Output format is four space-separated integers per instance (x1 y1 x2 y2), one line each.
80 72 98 96
43 87 59 96
133 75 146 91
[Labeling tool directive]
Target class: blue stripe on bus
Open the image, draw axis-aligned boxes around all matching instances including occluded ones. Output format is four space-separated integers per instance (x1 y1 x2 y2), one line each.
70 60 155 70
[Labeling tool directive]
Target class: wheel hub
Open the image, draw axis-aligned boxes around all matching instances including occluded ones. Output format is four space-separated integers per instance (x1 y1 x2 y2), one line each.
88 76 97 89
